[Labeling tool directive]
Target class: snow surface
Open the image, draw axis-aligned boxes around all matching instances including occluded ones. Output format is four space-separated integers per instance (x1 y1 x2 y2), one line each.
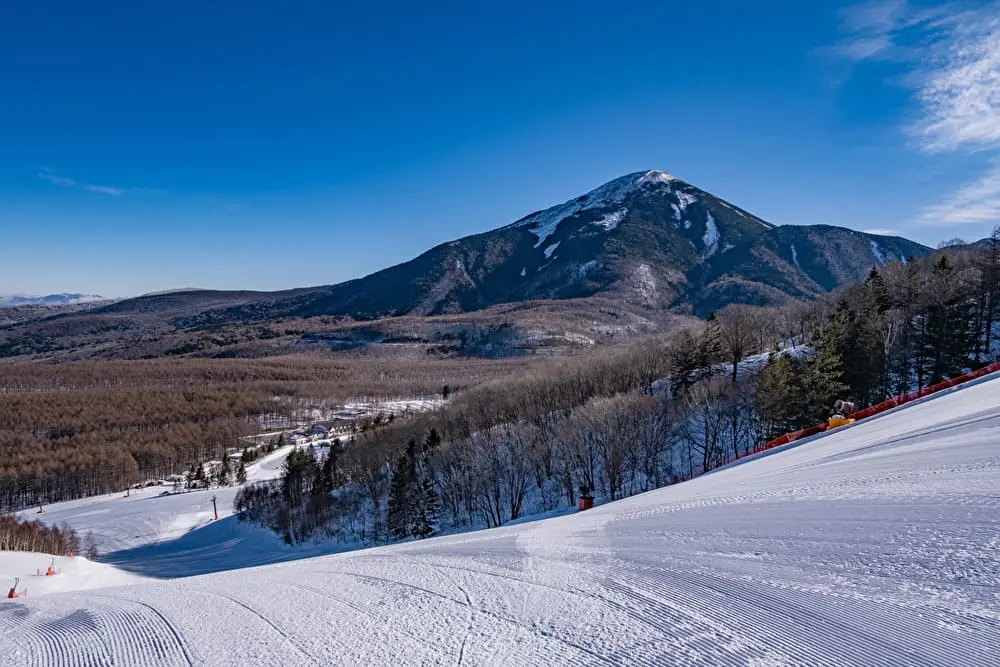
637 170 676 186
790 243 801 269
0 553 148 597
675 190 697 213
670 202 682 222
14 441 301 556
575 259 599 279
510 171 673 247
543 241 560 259
633 263 657 302
591 209 626 231
702 211 719 259
871 240 887 265
4 376 1000 665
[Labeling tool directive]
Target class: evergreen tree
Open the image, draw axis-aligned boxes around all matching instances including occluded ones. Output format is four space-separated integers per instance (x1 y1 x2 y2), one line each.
281 448 310 508
756 352 808 438
698 312 723 374
217 456 232 487
236 459 247 485
316 441 338 494
668 329 702 395
918 256 976 384
805 306 850 422
415 430 441 538
386 441 418 540
975 225 1000 360
414 476 439 539
424 428 442 453
857 269 893 403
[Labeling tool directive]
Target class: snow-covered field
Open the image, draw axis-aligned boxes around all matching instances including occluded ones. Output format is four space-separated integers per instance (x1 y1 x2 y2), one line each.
3 375 1000 665
13 441 301 557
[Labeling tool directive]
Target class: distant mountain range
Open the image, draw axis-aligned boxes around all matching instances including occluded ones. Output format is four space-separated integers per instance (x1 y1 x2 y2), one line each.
0 293 106 308
113 169 927 323
0 170 937 360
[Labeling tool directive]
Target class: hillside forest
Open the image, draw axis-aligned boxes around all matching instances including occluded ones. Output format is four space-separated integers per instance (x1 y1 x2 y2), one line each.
234 233 1000 545
2 231 997 551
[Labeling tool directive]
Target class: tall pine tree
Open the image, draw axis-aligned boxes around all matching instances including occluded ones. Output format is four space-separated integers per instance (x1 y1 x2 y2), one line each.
805 304 850 422
386 441 418 540
918 256 976 384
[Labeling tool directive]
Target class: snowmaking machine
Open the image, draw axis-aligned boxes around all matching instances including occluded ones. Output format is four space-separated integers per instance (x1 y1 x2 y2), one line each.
828 399 857 430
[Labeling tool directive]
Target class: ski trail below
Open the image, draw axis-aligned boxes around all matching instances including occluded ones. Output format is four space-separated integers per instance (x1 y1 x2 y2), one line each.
3 376 1000 665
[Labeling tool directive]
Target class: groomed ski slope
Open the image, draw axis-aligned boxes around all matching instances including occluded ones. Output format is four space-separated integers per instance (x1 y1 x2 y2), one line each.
3 376 1000 666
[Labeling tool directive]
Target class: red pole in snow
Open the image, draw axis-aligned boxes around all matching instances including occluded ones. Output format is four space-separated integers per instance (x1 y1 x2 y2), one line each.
212 495 218 520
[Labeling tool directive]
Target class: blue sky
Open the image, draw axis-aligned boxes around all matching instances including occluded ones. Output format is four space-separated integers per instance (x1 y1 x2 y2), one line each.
2 0 998 297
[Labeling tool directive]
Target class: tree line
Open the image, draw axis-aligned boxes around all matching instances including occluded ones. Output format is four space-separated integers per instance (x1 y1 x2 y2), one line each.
0 514 98 558
0 354 531 512
758 231 999 437
236 231 1000 549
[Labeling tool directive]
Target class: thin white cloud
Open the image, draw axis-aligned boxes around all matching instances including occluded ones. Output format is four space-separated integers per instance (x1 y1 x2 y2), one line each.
37 168 159 198
82 184 125 197
919 160 1000 224
833 1 1000 227
37 168 76 187
830 0 941 62
912 10 1000 152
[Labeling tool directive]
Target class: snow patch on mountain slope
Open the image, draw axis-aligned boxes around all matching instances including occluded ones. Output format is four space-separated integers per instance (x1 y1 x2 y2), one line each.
638 169 676 186
543 241 560 259
670 203 682 222
791 244 801 269
634 263 656 302
510 172 652 247
676 191 697 212
576 260 599 279
871 240 887 265
702 211 720 259
520 267 526 277
0 293 106 308
592 209 626 231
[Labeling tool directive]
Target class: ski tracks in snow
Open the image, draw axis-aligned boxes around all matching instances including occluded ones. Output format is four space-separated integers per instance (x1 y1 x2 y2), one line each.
0 594 191 667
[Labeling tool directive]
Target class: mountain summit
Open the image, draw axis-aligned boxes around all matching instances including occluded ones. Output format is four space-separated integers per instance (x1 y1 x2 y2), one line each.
84 170 930 328
2 171 934 359
269 169 928 319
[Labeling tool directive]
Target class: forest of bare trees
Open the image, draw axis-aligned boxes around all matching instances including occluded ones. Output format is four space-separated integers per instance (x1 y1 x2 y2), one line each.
0 515 96 557
0 355 531 511
238 231 1000 548
5 231 999 551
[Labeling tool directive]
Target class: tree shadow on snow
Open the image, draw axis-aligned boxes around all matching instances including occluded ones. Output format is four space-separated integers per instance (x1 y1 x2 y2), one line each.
101 515 353 579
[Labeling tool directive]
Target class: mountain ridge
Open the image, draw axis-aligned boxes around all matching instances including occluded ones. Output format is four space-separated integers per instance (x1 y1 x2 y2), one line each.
0 293 106 308
0 170 934 360
209 169 928 320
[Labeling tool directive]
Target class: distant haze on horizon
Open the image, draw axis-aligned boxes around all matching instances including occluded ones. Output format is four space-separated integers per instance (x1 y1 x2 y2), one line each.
3 1 999 298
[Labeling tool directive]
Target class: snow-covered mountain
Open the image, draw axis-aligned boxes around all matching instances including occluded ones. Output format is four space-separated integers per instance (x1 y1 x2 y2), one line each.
256 169 929 319
3 170 933 350
0 293 105 308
